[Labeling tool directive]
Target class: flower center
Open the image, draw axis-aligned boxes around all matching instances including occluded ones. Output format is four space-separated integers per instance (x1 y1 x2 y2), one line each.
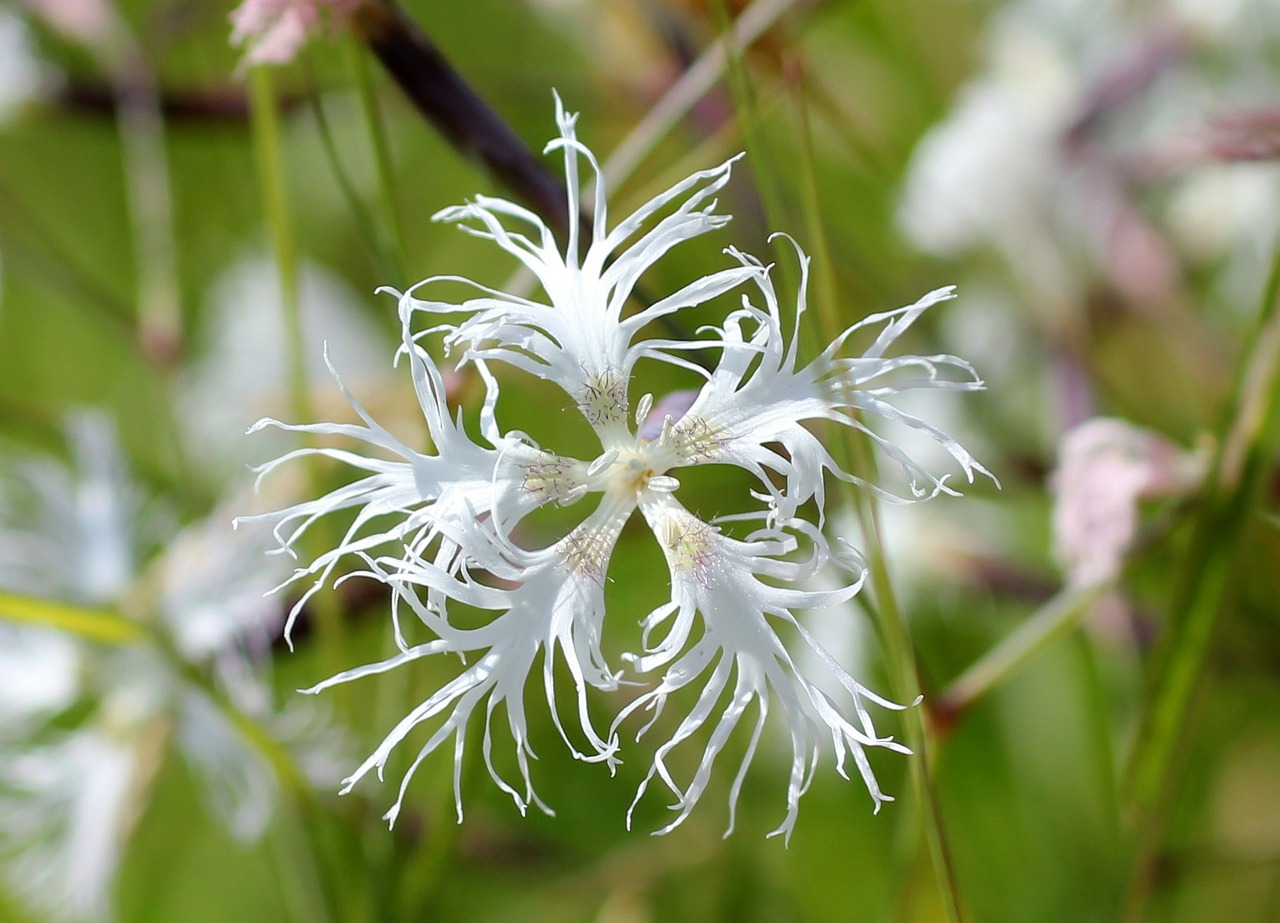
589 445 680 496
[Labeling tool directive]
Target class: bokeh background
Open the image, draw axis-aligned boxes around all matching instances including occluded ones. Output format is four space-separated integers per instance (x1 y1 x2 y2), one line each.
1 0 1279 921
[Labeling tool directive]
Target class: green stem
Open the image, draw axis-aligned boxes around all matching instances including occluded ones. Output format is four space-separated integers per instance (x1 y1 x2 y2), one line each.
247 69 307 423
108 33 182 367
267 797 337 923
305 63 396 283
601 0 804 187
789 71 966 922
348 40 409 286
246 67 347 682
0 590 145 644
712 0 801 299
1120 244 1280 917
934 583 1108 726
853 478 967 923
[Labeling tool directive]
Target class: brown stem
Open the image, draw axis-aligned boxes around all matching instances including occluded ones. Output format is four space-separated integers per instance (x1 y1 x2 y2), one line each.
352 0 569 233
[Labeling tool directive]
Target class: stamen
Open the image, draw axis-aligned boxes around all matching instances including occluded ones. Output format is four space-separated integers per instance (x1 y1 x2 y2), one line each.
647 476 680 493
635 393 654 427
587 449 619 478
658 414 674 447
558 484 590 506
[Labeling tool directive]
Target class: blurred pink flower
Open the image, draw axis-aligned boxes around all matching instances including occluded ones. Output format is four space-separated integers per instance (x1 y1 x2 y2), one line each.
229 0 360 67
1051 418 1203 586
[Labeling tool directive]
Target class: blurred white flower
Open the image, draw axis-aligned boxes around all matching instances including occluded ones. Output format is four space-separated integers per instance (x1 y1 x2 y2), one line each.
0 413 317 920
1050 417 1204 586
0 625 79 734
899 0 1280 314
180 254 390 475
0 8 47 126
0 728 141 923
250 98 992 838
0 411 148 605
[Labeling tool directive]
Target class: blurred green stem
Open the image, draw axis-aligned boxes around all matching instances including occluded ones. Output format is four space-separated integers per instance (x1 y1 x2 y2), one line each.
104 25 182 367
268 803 335 923
1121 244 1280 918
789 73 967 923
0 590 144 644
0 590 317 808
247 68 347 681
306 60 395 283
851 471 967 923
713 0 802 313
934 583 1108 726
347 41 409 286
601 0 806 187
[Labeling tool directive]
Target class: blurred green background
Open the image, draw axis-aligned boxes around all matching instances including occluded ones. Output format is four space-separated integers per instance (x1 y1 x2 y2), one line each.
1 0 1279 921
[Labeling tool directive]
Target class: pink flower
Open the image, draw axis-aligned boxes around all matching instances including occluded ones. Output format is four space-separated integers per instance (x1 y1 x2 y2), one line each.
229 0 359 67
1051 418 1203 586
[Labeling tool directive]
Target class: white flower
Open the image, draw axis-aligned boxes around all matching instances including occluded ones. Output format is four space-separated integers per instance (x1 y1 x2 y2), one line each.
0 728 140 923
251 98 991 837
0 411 146 605
0 8 47 127
0 413 314 919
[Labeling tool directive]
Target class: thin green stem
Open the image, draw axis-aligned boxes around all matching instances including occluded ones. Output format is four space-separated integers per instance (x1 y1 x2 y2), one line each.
853 480 967 923
248 69 307 423
305 63 396 282
1120 243 1280 917
790 71 840 364
348 40 409 285
601 0 805 187
107 31 182 367
0 590 145 644
790 72 966 923
247 67 347 682
712 0 801 299
934 583 1108 726
267 798 337 923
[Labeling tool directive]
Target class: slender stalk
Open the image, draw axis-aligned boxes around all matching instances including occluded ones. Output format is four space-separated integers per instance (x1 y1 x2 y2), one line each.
246 67 347 680
267 798 337 923
1120 244 1280 917
347 40 409 285
852 480 967 923
601 0 809 188
107 33 182 367
351 0 568 232
789 76 967 923
0 590 144 644
304 67 393 279
712 0 802 306
934 583 1108 727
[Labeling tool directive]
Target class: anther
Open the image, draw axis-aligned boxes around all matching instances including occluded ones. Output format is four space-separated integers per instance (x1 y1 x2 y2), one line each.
558 484 590 506
635 393 653 427
586 449 619 478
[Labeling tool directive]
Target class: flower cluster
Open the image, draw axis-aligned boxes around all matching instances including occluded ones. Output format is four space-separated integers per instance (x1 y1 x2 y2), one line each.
249 98 991 840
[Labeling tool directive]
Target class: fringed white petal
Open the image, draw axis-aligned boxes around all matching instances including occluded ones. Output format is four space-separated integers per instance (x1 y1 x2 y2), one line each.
617 494 908 842
394 97 753 436
304 492 636 823
241 343 551 643
653 243 995 520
